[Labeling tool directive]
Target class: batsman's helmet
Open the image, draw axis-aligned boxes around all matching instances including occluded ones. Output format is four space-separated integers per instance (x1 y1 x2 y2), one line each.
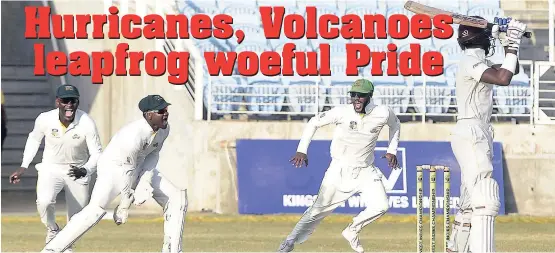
457 16 495 56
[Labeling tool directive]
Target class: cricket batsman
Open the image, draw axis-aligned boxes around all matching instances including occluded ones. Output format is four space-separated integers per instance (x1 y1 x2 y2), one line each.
9 84 102 252
112 165 188 253
41 95 171 253
446 17 527 253
278 79 401 253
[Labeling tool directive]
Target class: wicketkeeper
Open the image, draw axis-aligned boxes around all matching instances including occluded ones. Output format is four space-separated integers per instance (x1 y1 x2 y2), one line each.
41 95 171 253
112 165 188 253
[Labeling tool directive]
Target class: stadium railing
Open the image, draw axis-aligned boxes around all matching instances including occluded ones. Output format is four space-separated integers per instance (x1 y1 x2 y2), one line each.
201 60 536 123
177 0 553 124
533 61 555 125
171 0 554 124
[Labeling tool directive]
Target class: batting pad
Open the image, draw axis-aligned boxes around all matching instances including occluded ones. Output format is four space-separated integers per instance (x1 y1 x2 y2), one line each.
471 178 501 216
43 205 106 252
447 211 472 252
470 215 496 252
167 189 188 253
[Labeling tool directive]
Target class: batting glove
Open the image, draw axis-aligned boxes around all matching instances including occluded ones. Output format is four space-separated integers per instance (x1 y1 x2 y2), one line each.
493 17 511 46
494 17 511 32
490 24 500 39
506 19 527 51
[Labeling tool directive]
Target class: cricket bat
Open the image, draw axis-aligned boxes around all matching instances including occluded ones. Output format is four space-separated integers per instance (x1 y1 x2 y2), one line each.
404 0 531 38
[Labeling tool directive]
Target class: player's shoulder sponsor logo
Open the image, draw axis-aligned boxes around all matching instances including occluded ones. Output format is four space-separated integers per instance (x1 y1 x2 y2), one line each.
51 129 59 137
72 134 80 139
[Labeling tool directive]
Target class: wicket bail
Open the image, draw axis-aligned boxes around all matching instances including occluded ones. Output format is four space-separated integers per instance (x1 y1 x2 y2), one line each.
416 165 451 253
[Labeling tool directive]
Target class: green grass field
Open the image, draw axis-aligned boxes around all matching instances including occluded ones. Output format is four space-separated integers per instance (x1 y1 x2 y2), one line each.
3 213 555 252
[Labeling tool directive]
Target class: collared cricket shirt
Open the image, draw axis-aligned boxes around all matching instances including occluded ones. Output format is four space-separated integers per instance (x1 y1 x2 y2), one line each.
297 102 401 168
99 118 169 172
456 48 496 125
21 109 102 174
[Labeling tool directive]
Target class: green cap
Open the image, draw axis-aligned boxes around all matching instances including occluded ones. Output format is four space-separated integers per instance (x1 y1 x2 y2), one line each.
56 84 80 98
348 79 374 94
138 95 171 112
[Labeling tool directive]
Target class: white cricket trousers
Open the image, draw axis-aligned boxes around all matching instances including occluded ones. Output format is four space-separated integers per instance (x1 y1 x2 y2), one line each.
43 159 137 252
35 163 90 233
448 119 499 253
148 168 188 253
286 160 389 244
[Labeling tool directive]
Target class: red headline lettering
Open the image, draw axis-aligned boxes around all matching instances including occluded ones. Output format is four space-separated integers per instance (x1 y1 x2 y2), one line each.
25 5 453 81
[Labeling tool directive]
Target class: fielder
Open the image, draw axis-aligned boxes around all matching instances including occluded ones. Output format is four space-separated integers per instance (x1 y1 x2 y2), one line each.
112 165 188 253
9 84 102 252
446 17 527 253
41 94 171 253
278 79 401 253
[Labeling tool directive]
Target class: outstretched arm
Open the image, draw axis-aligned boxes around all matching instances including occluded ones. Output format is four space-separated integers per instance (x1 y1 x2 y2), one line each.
290 107 342 168
382 106 401 169
9 114 44 184
296 107 342 155
11 114 45 183
385 106 401 156
21 114 45 169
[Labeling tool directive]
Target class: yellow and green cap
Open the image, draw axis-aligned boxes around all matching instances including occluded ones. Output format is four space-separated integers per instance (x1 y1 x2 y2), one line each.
348 79 374 94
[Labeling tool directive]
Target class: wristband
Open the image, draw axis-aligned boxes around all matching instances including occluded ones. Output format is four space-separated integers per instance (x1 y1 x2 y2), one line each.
500 53 518 74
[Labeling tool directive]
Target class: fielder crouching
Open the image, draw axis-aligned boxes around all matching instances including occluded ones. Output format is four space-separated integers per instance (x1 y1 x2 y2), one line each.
278 79 401 253
41 95 171 253
112 165 188 253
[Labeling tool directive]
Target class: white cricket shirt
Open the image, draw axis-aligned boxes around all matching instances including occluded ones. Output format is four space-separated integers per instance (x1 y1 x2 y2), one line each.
99 118 170 173
297 102 401 167
21 109 103 174
455 48 496 125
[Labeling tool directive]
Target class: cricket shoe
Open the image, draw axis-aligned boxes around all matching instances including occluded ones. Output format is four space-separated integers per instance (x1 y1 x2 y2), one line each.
277 239 295 252
45 223 60 244
342 224 364 253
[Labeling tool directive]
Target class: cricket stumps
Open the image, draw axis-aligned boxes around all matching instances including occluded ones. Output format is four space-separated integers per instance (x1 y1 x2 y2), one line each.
416 165 451 253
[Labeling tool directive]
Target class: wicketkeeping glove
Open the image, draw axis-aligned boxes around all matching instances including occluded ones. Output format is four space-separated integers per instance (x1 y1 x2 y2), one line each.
113 190 134 225
506 19 527 51
68 165 87 179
